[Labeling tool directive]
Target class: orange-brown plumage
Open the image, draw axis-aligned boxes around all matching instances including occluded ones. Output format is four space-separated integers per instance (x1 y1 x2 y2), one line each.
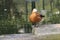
29 12 42 23
29 9 44 25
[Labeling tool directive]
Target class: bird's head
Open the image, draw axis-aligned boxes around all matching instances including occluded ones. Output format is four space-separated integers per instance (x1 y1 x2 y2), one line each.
32 8 38 13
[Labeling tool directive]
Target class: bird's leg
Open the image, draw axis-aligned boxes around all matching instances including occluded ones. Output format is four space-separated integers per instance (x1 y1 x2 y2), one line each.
32 23 37 35
36 23 39 27
32 23 36 27
34 23 39 28
32 25 35 35
34 23 36 27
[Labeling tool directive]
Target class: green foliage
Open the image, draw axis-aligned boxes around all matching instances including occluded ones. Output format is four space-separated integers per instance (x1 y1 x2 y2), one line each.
24 22 32 33
0 0 60 34
55 0 60 10
0 25 18 35
49 14 60 24
0 0 26 34
42 11 60 24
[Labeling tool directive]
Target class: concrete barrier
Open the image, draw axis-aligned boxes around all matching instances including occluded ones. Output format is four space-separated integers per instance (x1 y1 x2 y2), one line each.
34 24 60 36
0 34 37 40
0 24 60 40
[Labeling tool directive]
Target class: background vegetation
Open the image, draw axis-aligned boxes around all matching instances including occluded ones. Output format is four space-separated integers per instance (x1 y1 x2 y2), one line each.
0 0 60 34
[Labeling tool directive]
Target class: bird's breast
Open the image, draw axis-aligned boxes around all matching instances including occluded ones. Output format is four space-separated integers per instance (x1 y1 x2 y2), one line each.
29 13 42 23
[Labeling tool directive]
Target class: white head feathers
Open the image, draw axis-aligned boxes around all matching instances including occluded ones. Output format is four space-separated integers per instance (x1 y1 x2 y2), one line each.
32 8 38 12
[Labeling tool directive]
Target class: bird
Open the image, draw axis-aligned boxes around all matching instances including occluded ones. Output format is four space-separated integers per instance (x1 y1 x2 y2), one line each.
29 8 44 27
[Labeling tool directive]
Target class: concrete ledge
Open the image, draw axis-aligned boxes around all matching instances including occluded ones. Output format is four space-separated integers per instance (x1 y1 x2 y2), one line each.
34 24 60 36
0 24 60 40
0 34 37 40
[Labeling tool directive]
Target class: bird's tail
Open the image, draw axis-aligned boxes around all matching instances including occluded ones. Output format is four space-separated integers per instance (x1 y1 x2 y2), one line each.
40 14 45 17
